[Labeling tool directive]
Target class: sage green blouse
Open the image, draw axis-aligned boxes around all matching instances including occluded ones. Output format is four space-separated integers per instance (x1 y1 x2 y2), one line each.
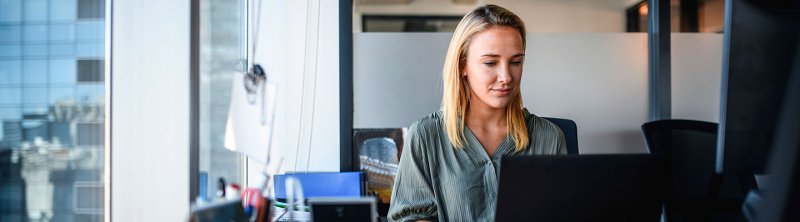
388 109 567 222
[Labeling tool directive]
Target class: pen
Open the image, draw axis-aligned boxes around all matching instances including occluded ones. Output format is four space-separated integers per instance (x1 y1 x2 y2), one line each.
217 178 226 199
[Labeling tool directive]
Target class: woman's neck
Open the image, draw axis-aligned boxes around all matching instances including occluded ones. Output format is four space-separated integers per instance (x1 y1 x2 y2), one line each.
466 102 507 129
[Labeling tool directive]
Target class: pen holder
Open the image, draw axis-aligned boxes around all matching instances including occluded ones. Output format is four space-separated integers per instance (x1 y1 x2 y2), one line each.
242 187 272 221
253 197 271 222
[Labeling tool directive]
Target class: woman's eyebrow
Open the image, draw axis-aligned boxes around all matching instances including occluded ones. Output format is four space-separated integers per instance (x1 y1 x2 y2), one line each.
480 53 525 57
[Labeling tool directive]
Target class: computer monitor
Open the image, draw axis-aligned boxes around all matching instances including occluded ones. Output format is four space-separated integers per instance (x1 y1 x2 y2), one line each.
308 197 377 222
716 0 800 174
494 154 668 222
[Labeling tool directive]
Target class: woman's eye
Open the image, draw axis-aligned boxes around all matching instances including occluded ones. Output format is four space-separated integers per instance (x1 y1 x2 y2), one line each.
511 61 522 66
483 62 497 66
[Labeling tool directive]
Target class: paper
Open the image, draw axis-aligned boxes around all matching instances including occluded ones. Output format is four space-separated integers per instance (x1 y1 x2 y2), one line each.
224 74 277 164
272 207 311 222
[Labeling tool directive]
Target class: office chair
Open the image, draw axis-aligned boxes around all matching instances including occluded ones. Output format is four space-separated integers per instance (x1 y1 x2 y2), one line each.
542 117 578 155
642 119 754 222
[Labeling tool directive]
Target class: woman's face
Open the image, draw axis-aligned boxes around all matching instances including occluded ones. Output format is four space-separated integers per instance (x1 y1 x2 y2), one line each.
463 26 524 111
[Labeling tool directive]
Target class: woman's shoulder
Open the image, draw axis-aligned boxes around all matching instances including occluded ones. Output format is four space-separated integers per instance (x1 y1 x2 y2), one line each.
404 111 447 156
523 108 564 137
522 108 567 154
408 110 445 134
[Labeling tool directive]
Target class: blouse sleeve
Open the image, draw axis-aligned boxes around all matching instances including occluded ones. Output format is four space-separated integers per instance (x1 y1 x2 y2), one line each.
556 129 568 155
387 122 438 222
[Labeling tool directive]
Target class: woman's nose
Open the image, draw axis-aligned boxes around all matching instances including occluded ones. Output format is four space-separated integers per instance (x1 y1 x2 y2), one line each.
497 65 512 83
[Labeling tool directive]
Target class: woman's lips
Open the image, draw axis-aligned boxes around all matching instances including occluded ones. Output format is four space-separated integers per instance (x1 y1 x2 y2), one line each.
492 88 512 96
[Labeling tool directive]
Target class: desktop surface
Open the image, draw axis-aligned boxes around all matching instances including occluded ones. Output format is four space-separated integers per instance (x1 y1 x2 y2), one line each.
495 154 668 222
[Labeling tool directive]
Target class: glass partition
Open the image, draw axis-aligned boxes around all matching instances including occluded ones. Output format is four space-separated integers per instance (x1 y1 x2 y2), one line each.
352 3 726 217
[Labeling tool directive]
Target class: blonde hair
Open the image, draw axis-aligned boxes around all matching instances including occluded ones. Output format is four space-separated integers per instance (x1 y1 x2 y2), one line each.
442 4 529 152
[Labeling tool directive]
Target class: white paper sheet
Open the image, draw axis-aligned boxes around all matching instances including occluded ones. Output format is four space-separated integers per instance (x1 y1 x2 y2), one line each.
224 74 277 164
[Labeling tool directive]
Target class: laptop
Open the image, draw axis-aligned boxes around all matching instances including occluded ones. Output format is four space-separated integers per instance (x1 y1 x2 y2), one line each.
494 154 668 222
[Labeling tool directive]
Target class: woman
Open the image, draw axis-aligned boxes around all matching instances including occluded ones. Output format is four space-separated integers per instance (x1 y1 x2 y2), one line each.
388 4 567 222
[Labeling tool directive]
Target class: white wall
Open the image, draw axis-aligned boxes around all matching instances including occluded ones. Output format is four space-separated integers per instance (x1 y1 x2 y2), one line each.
523 33 649 153
354 33 724 154
253 0 340 176
354 33 446 128
111 0 190 221
354 0 635 32
672 33 723 122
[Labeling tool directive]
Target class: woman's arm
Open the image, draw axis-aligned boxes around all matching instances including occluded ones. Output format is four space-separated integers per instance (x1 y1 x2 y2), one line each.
556 129 567 155
387 123 438 222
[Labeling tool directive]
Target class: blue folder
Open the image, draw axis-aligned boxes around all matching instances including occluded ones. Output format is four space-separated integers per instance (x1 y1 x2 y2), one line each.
274 172 364 199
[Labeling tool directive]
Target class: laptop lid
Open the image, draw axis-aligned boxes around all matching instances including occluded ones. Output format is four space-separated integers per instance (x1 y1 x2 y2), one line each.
495 154 668 222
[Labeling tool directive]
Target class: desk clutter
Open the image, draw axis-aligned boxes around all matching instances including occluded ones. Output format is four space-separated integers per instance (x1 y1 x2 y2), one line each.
189 172 378 222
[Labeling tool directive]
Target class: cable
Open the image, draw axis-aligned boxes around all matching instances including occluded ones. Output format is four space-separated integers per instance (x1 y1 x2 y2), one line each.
305 0 321 173
249 0 263 63
294 0 320 172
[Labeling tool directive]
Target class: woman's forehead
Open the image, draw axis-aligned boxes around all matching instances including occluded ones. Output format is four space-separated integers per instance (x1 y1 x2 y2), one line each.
468 27 524 56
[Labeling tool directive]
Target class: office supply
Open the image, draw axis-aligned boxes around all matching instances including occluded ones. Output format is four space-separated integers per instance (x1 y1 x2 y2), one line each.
217 178 226 199
273 172 364 200
494 154 668 222
224 78 277 164
542 117 579 154
189 198 248 222
308 197 377 222
272 207 311 222
642 119 750 221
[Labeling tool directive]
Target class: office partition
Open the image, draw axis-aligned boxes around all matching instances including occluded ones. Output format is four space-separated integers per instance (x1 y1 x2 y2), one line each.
354 33 723 154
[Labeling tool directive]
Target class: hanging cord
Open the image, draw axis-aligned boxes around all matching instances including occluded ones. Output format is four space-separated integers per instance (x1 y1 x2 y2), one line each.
304 0 321 173
243 0 267 126
293 0 321 173
243 0 278 198
250 0 263 63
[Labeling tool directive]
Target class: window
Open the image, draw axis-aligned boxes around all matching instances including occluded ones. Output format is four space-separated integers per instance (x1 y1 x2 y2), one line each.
77 123 103 146
0 0 106 220
77 0 105 19
362 15 461 32
74 182 103 213
196 0 247 201
77 59 104 82
626 0 725 33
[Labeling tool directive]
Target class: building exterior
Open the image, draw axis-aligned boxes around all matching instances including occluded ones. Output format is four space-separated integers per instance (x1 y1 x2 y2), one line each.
0 0 106 221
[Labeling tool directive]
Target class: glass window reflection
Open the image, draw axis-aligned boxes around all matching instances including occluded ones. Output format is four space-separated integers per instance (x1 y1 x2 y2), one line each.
197 0 247 201
0 25 22 42
0 0 23 23
0 0 105 221
23 0 48 22
23 60 47 85
0 60 22 85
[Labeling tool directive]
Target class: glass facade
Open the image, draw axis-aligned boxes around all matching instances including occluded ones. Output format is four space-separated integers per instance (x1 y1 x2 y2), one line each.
197 0 247 200
0 0 106 221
